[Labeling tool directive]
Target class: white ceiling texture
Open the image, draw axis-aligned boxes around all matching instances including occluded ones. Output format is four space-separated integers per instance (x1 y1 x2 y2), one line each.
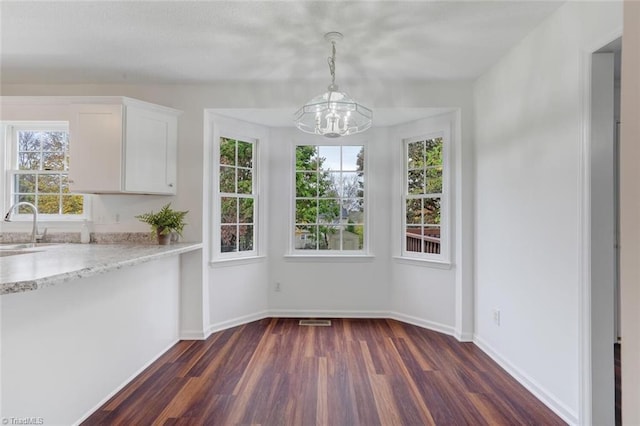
0 1 564 126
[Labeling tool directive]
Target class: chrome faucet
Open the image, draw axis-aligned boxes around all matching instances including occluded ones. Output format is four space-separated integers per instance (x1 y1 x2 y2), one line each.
4 201 47 244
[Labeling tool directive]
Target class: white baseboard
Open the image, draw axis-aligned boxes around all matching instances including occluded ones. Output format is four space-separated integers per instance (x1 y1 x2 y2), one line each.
179 329 207 340
455 330 474 342
387 311 456 337
73 338 180 426
204 310 458 342
473 335 578 426
205 310 270 338
268 309 390 319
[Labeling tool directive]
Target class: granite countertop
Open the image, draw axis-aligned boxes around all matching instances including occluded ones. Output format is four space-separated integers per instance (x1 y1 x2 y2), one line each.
0 242 202 295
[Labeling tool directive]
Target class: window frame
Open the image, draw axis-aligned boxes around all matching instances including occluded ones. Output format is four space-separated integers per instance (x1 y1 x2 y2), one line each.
212 129 259 260
291 141 368 256
3 122 89 222
401 128 451 264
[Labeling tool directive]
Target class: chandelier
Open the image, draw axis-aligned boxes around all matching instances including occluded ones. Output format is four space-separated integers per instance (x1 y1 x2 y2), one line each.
294 32 373 138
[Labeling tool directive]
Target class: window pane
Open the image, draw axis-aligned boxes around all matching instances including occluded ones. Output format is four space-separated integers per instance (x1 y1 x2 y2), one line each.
296 172 317 197
18 131 40 152
425 138 443 166
423 197 441 225
239 198 254 224
319 225 338 250
38 194 60 214
425 167 443 194
318 146 341 171
318 199 340 224
323 171 340 197
42 152 65 171
219 166 235 193
296 199 316 224
61 175 71 193
220 138 236 166
221 225 237 252
237 141 253 168
239 225 253 251
337 172 356 198
15 194 35 212
16 174 36 193
342 146 364 171
37 174 60 193
408 170 424 195
18 152 40 170
237 169 252 194
342 198 364 222
424 226 441 254
62 195 84 214
296 225 318 250
406 199 422 225
343 225 364 250
53 132 69 151
41 132 67 151
221 197 237 224
406 226 423 253
408 141 424 169
296 146 318 171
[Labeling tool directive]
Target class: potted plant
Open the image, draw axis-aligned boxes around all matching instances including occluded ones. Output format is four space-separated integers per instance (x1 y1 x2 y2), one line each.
135 203 188 245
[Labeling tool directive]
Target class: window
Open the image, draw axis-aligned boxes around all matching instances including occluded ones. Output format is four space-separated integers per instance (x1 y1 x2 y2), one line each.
294 144 365 252
403 134 447 260
218 136 256 254
5 124 85 218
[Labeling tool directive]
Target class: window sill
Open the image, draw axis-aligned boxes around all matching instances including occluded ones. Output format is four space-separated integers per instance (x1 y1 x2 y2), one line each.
392 256 453 269
209 255 266 268
283 254 375 263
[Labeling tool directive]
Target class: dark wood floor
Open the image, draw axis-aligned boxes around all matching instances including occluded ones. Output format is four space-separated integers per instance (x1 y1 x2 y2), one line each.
83 318 566 425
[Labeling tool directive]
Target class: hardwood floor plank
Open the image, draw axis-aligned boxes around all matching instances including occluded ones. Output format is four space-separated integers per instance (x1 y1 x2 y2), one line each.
316 356 328 426
325 356 359 426
83 318 567 426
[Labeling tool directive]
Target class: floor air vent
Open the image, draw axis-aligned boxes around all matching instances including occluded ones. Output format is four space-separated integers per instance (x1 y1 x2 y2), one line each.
299 319 332 326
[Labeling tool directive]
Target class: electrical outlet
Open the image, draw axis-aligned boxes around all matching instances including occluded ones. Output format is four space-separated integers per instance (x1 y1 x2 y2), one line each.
275 282 281 292
493 309 501 326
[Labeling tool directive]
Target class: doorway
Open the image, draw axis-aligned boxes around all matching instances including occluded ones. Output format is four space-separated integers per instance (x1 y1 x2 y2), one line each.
590 38 621 426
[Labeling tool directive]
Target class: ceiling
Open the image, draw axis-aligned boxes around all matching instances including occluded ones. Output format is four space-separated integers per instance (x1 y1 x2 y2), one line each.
1 1 565 85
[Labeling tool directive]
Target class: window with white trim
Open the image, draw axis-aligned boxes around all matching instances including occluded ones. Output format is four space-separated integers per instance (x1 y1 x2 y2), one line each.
4 123 87 219
294 144 365 252
218 136 256 254
403 133 448 260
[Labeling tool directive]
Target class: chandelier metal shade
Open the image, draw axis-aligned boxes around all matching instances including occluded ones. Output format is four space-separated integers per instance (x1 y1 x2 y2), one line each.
294 32 373 138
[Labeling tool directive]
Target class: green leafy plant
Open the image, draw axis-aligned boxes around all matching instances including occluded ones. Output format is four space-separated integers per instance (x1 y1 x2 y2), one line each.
135 203 188 236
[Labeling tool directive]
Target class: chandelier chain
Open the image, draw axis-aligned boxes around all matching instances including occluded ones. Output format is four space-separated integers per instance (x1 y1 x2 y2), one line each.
327 41 336 87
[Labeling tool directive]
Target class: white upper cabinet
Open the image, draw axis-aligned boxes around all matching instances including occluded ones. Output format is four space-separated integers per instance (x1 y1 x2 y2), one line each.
69 97 180 194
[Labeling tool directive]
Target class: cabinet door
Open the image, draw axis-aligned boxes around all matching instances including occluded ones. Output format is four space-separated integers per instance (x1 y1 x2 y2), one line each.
124 106 177 194
69 104 123 193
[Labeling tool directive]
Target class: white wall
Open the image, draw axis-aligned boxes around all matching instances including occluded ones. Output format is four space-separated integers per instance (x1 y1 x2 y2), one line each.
1 82 474 338
473 2 622 424
389 112 467 337
267 128 391 316
1 256 180 425
620 1 640 424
